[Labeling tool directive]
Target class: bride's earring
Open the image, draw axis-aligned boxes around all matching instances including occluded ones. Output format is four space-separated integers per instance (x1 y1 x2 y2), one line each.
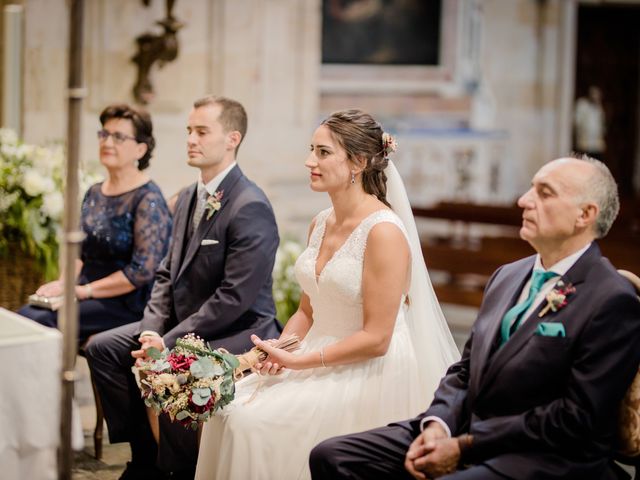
350 172 355 184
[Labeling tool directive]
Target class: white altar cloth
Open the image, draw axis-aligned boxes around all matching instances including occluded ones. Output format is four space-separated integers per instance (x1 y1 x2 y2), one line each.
0 307 61 480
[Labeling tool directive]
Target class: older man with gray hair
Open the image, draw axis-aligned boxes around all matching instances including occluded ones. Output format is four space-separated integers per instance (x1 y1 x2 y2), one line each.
311 155 640 480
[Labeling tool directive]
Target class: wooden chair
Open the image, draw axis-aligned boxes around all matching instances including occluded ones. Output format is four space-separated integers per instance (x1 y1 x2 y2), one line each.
617 270 640 478
78 345 105 460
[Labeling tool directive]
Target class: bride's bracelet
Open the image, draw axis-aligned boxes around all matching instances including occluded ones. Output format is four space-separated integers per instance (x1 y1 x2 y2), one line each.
319 348 327 368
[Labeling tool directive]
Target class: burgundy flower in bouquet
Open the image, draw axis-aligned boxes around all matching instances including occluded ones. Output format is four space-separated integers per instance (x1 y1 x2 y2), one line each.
167 353 197 371
134 333 299 429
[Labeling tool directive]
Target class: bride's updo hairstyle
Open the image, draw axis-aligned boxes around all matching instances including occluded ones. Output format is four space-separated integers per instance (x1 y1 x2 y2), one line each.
321 109 392 207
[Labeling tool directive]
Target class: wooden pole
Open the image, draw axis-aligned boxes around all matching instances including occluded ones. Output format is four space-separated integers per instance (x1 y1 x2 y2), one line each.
58 0 85 478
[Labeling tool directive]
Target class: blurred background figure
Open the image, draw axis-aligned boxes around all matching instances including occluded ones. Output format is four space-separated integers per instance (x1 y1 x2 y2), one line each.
18 104 172 348
574 85 606 161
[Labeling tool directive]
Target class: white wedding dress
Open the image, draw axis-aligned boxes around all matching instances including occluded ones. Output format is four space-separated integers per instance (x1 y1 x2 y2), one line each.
196 206 455 480
196 162 459 479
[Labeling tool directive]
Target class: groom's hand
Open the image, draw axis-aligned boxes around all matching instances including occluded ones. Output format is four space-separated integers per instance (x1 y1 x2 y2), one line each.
405 422 448 479
131 335 164 366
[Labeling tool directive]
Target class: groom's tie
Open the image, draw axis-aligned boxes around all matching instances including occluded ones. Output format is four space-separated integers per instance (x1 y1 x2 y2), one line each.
191 188 209 235
500 270 557 345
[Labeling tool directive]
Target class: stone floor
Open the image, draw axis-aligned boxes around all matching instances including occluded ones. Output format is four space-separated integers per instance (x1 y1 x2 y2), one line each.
72 357 129 480
72 441 129 480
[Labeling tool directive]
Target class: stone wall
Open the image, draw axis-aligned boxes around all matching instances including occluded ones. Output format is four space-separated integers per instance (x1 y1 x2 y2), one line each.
16 0 577 240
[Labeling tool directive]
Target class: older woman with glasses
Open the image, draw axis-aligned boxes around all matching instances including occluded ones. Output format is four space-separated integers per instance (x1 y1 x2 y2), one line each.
18 103 172 347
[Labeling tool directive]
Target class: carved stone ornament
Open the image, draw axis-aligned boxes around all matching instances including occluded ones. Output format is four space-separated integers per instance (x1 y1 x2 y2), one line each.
132 0 184 104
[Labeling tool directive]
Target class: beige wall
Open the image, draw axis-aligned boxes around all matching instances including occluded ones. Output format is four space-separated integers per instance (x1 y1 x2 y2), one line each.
20 0 323 239
15 0 580 238
481 0 568 189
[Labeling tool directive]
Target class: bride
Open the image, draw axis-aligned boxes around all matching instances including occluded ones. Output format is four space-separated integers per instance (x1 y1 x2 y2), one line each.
195 109 459 479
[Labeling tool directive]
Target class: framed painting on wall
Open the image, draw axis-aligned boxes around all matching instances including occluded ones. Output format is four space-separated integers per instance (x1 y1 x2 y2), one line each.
320 0 470 94
322 0 442 66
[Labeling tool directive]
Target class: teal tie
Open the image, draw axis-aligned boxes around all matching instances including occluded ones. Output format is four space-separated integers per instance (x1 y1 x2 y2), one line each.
500 270 557 345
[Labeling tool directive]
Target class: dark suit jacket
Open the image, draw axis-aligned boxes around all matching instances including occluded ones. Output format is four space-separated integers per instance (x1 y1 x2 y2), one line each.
417 243 640 480
139 165 281 352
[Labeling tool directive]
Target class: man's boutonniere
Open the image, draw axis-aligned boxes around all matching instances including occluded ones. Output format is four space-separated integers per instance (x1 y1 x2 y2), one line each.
538 280 576 317
204 190 223 220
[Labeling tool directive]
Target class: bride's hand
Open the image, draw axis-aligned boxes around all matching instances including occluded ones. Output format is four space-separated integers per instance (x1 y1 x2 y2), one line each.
254 359 283 376
253 339 283 375
252 334 298 372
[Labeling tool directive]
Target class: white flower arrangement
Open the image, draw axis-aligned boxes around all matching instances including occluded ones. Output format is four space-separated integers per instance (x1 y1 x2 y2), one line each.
272 239 303 324
0 128 100 279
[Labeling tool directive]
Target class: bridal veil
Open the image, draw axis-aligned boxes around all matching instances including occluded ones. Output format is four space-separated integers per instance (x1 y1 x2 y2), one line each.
386 160 461 401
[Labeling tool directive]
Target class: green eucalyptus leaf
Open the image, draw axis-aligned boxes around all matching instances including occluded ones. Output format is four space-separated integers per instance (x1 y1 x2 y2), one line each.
191 387 212 406
220 352 239 369
190 357 224 379
176 410 191 421
220 377 235 400
145 347 163 360
150 359 170 372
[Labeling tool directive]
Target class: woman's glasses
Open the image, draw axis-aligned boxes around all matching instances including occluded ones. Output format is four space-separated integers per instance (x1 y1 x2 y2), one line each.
97 129 137 144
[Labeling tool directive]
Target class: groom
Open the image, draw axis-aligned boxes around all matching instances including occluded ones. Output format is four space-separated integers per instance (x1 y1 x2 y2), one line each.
86 95 281 479
310 155 640 479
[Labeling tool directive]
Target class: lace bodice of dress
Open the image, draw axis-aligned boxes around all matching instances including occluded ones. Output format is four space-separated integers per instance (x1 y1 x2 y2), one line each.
80 181 172 286
295 208 408 337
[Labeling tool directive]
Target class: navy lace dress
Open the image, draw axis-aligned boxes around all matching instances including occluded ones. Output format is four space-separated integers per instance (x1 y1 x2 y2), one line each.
19 181 172 346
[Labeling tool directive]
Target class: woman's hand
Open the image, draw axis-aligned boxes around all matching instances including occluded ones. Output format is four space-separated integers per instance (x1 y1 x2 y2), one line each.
36 280 63 297
253 338 284 375
252 334 298 373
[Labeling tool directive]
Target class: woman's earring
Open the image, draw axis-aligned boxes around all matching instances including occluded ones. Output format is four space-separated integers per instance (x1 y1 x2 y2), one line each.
350 172 356 184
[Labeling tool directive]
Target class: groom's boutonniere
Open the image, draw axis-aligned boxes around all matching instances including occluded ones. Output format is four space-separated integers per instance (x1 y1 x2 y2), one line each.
538 280 576 318
204 190 224 220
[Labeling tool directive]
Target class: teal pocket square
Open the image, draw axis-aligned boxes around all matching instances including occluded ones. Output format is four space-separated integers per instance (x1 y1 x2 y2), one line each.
536 322 566 337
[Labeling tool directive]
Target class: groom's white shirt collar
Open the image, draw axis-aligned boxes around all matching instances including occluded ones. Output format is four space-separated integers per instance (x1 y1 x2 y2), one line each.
198 162 236 197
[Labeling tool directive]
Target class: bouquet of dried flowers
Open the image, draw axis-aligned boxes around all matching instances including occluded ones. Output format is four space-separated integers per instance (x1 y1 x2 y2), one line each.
135 333 300 429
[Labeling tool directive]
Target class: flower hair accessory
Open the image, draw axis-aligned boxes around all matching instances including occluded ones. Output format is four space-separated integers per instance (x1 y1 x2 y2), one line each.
204 190 224 220
381 132 398 158
538 280 576 318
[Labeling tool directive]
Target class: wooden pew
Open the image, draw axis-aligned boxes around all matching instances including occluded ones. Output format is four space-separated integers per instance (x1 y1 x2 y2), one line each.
414 201 640 307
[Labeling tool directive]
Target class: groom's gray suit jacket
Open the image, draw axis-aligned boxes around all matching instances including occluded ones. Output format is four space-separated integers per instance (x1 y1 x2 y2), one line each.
135 164 281 473
415 243 640 479
139 164 281 351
